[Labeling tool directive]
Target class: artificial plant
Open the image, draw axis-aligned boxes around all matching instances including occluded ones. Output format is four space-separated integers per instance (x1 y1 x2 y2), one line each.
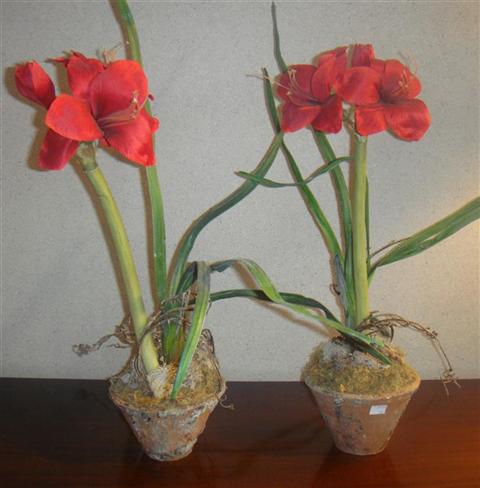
14 0 390 400
237 4 479 364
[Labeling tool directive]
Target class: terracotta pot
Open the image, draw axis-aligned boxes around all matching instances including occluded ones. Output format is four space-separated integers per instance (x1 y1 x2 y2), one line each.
110 330 226 461
305 374 420 455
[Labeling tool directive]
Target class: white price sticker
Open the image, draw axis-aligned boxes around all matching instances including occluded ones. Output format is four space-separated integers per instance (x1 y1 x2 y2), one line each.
369 404 388 415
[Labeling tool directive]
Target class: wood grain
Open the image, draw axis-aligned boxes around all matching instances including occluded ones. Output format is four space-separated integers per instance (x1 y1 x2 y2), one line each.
0 379 478 487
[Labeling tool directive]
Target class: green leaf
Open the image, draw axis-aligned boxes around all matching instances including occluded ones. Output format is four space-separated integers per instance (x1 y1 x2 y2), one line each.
179 258 340 321
169 133 284 295
313 131 355 321
262 71 342 260
171 262 211 398
271 2 288 73
232 258 389 362
115 0 168 303
209 288 339 322
370 197 480 273
236 157 349 188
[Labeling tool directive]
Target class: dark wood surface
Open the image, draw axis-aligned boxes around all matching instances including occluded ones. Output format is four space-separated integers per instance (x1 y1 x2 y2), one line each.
0 378 478 487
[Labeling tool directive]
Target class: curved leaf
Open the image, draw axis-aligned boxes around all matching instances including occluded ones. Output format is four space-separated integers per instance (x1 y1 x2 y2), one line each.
236 156 349 188
370 197 480 274
262 70 342 260
169 133 284 295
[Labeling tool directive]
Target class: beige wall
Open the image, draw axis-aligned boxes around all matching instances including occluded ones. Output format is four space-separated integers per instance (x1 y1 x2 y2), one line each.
2 1 479 381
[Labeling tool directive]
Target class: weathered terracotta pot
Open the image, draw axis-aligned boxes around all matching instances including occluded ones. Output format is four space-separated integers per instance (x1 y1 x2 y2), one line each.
110 330 226 461
305 374 420 455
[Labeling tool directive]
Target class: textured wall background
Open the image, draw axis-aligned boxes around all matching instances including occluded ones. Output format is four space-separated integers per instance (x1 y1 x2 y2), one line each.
2 1 478 381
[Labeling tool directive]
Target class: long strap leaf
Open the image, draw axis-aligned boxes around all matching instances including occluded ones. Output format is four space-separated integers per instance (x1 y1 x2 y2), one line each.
262 69 342 260
170 261 211 398
230 259 389 361
169 133 284 295
313 131 355 321
236 157 349 188
117 0 168 302
179 259 339 321
209 288 339 321
271 2 288 73
370 197 480 274
269 4 354 319
182 257 388 358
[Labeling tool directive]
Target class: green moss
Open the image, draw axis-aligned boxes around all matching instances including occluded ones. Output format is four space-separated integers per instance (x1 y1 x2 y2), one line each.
303 341 419 396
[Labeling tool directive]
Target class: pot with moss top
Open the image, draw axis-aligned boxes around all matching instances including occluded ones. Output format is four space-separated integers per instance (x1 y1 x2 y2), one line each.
110 331 226 461
303 338 420 455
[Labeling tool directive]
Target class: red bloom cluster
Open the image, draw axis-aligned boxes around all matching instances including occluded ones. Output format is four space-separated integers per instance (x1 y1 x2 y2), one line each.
277 44 431 141
15 52 158 170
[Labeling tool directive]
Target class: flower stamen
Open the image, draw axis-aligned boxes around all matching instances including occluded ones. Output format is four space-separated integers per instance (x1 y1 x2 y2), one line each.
97 90 144 129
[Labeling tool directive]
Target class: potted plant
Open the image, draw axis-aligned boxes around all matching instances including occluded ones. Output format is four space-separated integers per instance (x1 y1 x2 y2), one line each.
236 4 480 455
11 0 390 461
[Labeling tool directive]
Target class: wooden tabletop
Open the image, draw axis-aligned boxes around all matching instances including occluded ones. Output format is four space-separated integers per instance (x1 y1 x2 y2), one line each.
0 378 478 487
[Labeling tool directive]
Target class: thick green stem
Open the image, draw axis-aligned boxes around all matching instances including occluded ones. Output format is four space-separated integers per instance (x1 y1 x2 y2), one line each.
76 145 159 373
116 0 168 303
352 136 370 326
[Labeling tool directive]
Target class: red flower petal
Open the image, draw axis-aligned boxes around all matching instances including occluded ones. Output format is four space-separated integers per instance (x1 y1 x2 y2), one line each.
355 104 387 136
351 44 375 68
46 94 102 141
311 95 343 133
381 60 421 101
15 62 55 109
280 102 321 133
89 60 148 119
311 62 332 102
337 67 381 105
60 52 104 100
39 129 79 170
316 47 348 75
384 99 431 141
313 47 347 99
102 109 158 166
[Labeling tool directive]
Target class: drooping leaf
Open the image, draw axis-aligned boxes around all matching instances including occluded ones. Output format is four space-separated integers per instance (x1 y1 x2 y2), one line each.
232 258 389 362
209 288 339 322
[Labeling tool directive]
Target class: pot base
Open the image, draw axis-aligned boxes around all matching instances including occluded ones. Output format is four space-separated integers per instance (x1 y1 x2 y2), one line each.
307 382 420 455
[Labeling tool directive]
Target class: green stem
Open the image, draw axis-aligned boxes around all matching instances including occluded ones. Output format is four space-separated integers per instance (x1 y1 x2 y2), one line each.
76 145 159 373
351 136 370 326
116 0 168 303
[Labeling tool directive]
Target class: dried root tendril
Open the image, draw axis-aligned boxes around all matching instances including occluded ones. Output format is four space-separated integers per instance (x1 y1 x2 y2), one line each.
358 312 460 395
72 316 135 357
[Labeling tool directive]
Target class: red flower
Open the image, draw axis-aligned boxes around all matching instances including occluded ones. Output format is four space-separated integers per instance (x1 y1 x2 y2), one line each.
337 45 431 141
15 52 158 170
276 47 347 133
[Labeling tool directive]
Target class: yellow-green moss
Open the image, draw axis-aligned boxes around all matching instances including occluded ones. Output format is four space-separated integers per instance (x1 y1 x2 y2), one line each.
303 341 419 396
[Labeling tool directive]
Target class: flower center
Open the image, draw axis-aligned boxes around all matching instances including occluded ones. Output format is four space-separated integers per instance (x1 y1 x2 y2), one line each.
286 68 319 106
97 91 144 129
390 67 416 98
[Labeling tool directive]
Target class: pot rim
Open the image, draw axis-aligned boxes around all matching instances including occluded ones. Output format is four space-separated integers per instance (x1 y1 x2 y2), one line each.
304 372 421 402
109 375 227 415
